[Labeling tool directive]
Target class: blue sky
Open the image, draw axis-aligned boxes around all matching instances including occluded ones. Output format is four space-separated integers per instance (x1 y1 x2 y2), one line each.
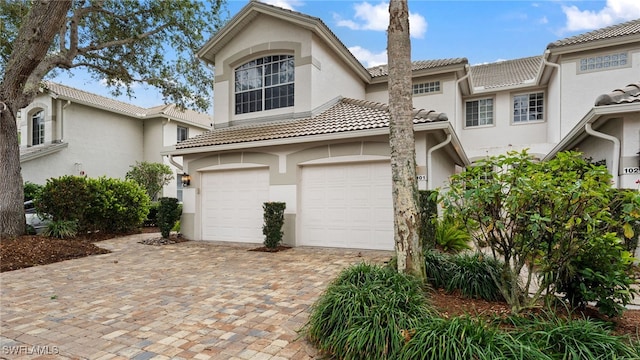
53 0 640 109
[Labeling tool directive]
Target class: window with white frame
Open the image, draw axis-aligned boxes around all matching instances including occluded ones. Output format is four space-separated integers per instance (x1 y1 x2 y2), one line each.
177 126 188 142
465 98 494 127
234 55 294 114
579 52 628 72
31 110 44 146
413 81 440 95
176 174 183 202
513 92 544 123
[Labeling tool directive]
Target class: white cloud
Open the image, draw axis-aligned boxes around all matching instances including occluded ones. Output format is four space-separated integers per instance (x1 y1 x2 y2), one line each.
259 0 303 11
348 46 387 68
562 0 640 32
539 16 548 25
335 1 427 39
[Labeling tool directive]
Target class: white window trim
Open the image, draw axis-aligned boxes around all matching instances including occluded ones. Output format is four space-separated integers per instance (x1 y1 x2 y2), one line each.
463 97 495 129
412 80 442 97
511 91 545 125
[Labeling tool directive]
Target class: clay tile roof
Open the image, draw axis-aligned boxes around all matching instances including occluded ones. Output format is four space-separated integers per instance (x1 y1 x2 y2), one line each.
594 82 640 106
548 18 640 49
176 98 447 149
42 81 147 116
470 56 542 89
41 81 210 126
367 58 468 78
145 104 211 126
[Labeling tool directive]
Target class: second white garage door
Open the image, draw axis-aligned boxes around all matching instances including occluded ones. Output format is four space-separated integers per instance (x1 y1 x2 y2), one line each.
299 162 394 250
201 168 269 243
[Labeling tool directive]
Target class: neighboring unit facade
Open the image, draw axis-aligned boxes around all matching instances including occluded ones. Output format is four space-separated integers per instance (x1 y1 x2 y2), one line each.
164 2 640 250
19 82 211 199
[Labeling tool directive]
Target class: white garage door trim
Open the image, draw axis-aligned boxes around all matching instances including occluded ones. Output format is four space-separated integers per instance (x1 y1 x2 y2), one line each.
201 167 269 243
299 161 394 250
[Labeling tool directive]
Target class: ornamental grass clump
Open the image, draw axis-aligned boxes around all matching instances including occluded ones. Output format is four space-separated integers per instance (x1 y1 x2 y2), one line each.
305 263 432 360
513 314 640 359
400 316 544 360
448 252 506 302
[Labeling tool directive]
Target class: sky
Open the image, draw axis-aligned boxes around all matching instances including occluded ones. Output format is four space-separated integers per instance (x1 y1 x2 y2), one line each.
52 0 640 109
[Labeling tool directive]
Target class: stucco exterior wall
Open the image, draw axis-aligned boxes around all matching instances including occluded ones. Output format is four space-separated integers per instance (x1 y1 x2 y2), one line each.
21 101 144 185
460 88 550 160
557 46 640 137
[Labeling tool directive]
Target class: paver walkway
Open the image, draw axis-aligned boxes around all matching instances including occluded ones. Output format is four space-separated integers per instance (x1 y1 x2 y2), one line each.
0 233 393 360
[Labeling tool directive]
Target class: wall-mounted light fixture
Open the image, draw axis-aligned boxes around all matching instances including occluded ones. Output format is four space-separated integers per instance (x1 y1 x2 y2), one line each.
181 173 191 187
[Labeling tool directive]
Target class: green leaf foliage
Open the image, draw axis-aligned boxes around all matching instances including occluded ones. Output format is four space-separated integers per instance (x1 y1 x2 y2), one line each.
126 162 174 201
440 150 638 315
37 176 150 234
43 220 78 239
1 0 227 111
418 190 438 248
305 263 432 360
262 202 286 249
433 216 472 253
23 181 43 202
157 197 181 238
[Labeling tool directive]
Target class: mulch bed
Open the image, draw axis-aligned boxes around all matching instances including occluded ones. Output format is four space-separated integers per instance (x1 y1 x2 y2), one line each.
249 245 292 252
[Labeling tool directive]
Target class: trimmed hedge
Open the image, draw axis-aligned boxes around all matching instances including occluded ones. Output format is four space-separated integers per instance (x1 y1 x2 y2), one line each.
37 175 150 234
263 202 286 249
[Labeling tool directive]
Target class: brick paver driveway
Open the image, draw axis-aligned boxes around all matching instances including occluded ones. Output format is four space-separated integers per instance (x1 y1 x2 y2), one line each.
1 233 392 360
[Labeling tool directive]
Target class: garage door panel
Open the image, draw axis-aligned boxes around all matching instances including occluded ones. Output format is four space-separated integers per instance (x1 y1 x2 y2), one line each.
300 162 393 250
201 168 269 243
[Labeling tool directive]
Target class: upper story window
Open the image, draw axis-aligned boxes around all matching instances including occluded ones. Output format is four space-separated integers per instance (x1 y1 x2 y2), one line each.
234 55 294 115
31 110 44 146
579 52 628 73
465 98 493 127
513 92 544 123
177 126 188 142
413 81 440 95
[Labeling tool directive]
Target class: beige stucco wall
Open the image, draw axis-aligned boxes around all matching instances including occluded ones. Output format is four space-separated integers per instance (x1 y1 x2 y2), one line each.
211 13 365 127
460 88 551 161
556 46 640 137
179 132 459 242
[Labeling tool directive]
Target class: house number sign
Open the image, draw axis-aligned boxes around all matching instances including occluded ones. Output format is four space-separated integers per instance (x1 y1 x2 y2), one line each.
623 167 640 174
416 175 427 181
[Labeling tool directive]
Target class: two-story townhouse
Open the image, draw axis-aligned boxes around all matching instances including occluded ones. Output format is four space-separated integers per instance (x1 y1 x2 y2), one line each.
19 81 212 200
164 2 639 250
166 1 469 250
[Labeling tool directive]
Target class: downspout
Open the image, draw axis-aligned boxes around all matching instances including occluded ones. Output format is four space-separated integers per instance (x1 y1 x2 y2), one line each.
585 122 620 188
167 154 183 171
59 100 71 142
427 133 452 190
542 50 561 139
454 65 470 135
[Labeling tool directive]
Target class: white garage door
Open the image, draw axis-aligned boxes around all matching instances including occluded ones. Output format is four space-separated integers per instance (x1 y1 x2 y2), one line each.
201 168 269 243
299 162 394 250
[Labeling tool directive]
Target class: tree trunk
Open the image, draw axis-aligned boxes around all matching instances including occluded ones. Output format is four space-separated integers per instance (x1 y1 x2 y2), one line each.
0 0 72 238
387 0 425 279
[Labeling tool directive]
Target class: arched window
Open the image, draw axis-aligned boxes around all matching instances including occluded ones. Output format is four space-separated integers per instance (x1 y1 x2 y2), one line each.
31 110 44 146
234 55 294 114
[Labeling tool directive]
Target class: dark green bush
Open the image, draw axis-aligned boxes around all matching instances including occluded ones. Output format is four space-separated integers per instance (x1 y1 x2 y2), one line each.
419 190 438 248
44 220 78 239
145 201 160 227
262 202 286 249
38 176 150 234
86 177 150 233
23 181 43 202
158 197 181 238
37 176 92 226
305 263 432 360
